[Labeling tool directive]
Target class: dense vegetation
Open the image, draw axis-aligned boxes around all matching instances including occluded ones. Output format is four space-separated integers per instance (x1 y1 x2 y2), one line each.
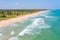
0 9 46 20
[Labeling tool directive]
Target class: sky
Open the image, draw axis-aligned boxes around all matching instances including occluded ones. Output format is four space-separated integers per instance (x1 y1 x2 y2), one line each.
0 0 60 9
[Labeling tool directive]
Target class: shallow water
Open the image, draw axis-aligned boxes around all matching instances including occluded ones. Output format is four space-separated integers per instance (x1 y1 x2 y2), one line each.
0 9 60 40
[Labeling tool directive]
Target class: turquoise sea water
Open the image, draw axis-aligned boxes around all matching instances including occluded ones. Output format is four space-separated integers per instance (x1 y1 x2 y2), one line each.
0 9 60 40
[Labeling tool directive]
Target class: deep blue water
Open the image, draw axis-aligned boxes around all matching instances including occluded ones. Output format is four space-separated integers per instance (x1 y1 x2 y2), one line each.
0 9 60 40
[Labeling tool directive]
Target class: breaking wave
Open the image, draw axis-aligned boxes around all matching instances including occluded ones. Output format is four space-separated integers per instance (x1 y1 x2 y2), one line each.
18 18 50 36
0 9 60 40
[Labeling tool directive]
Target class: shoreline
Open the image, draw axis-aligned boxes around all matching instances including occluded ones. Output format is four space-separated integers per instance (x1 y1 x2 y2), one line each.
0 11 46 28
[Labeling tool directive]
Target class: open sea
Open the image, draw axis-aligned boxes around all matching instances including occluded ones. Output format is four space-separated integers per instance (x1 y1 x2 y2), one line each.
0 9 60 40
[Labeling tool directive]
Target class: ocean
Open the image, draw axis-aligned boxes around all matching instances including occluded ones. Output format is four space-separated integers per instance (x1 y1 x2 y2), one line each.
0 9 60 40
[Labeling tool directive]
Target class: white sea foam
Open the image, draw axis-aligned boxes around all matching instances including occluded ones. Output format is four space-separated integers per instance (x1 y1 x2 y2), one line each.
38 12 54 19
10 31 15 35
45 16 54 18
9 36 19 40
39 24 50 28
18 18 50 36
0 33 3 37
27 18 44 28
32 18 44 26
18 29 28 36
0 33 3 40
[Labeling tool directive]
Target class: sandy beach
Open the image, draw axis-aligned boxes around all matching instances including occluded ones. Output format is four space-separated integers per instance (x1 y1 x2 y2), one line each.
0 11 46 28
